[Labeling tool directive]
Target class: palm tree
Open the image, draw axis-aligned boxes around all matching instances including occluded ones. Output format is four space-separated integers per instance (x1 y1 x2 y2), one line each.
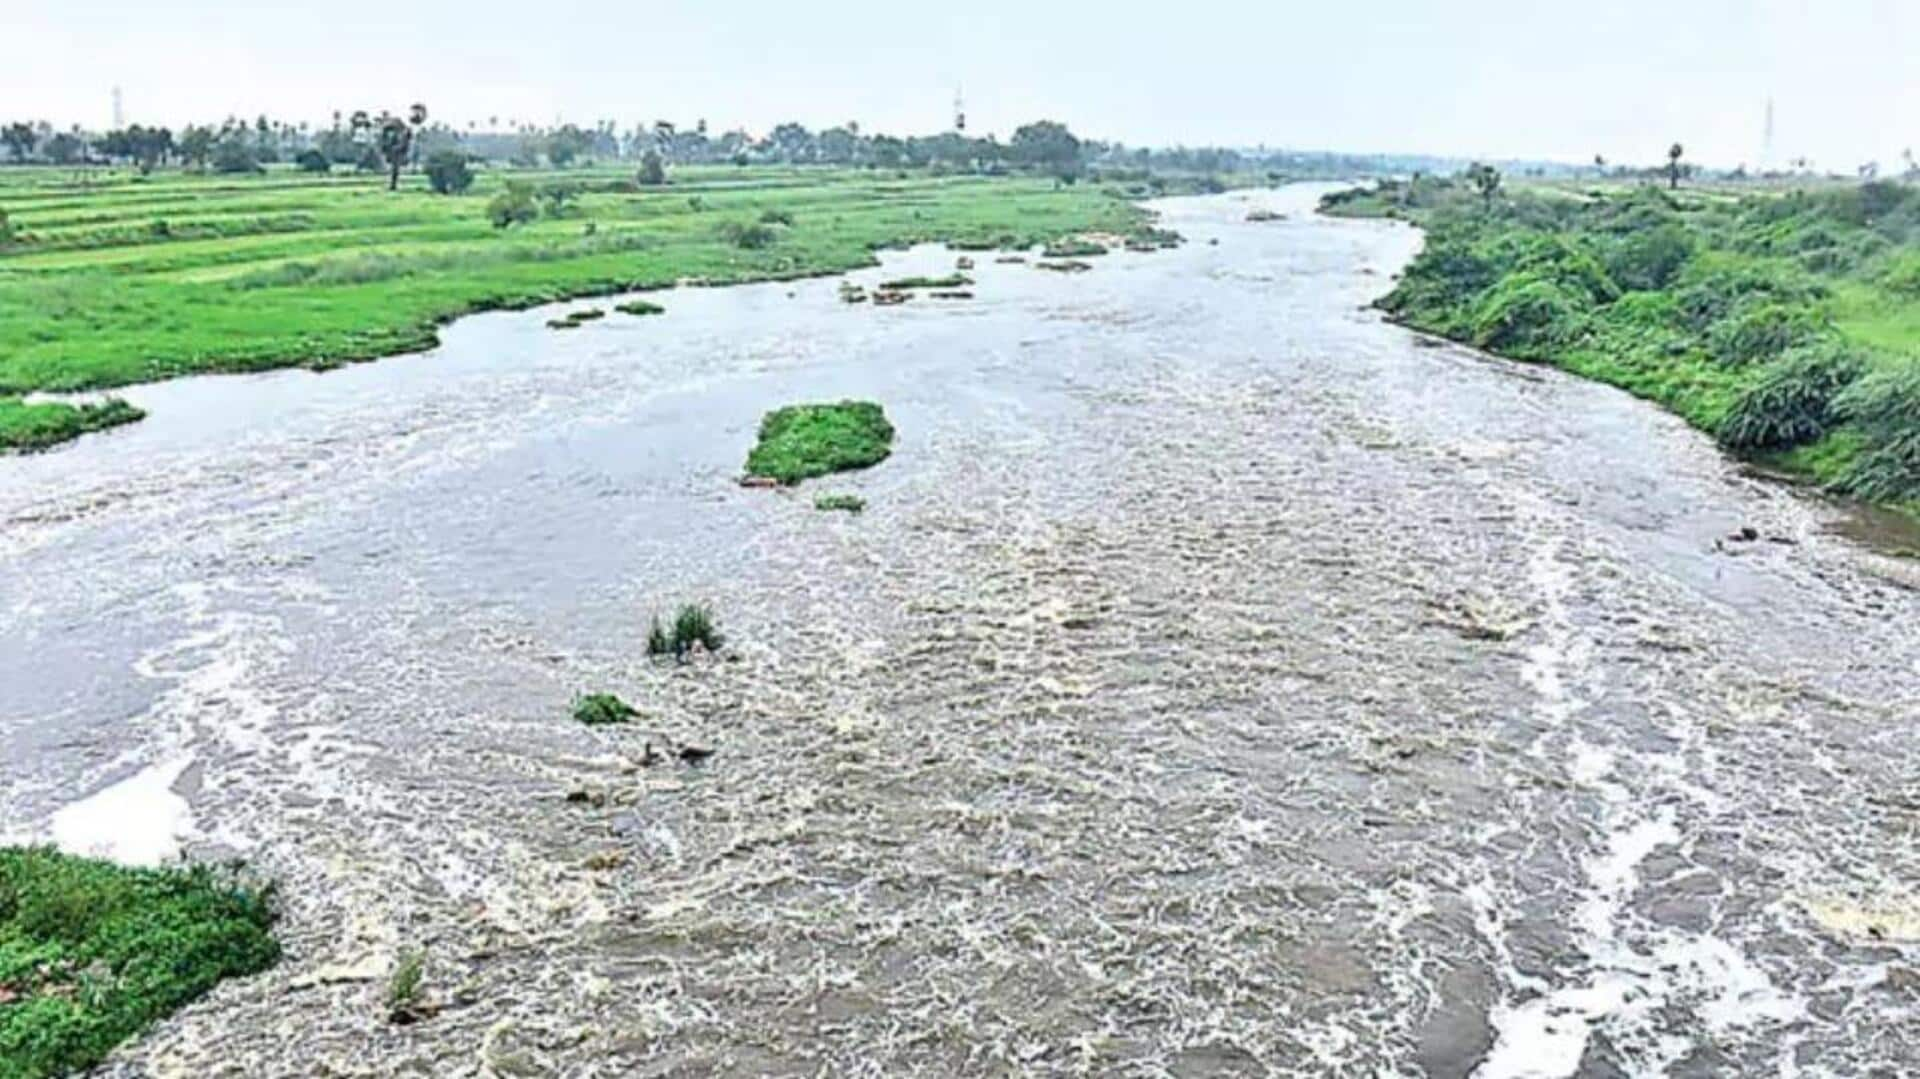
1666 143 1684 190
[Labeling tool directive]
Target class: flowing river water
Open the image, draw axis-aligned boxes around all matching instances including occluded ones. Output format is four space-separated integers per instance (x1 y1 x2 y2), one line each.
2 185 1917 1077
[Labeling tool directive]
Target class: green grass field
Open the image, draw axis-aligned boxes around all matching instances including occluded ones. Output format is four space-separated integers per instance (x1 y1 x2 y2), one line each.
0 165 1149 450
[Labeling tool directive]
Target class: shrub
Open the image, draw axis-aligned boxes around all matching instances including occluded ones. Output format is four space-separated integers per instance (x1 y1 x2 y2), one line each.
1716 343 1867 451
1704 302 1826 366
423 151 475 195
0 847 279 1078
1604 224 1694 291
487 183 537 229
647 605 724 659
1831 365 1920 501
572 693 638 726
1469 272 1588 354
744 400 895 484
294 149 331 174
637 149 667 187
719 221 777 249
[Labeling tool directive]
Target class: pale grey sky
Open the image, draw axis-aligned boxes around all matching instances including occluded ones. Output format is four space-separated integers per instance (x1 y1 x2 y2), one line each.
6 0 1915 169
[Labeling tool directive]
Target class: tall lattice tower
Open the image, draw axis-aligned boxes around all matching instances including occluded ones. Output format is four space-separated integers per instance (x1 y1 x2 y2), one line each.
111 86 124 129
953 88 966 134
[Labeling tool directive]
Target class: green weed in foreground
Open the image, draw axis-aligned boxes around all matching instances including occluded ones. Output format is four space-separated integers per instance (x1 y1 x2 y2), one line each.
744 400 895 485
572 693 638 726
0 847 279 1079
814 493 866 513
647 604 724 659
0 397 144 453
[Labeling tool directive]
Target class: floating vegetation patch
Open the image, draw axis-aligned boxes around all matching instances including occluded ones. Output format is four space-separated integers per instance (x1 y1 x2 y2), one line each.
813 493 867 514
572 693 639 726
1042 238 1108 258
647 604 725 659
1035 259 1093 274
615 299 665 317
744 400 896 485
877 274 972 291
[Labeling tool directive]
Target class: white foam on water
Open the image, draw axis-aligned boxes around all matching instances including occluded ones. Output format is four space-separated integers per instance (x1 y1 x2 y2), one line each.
49 756 196 866
1474 528 1807 1077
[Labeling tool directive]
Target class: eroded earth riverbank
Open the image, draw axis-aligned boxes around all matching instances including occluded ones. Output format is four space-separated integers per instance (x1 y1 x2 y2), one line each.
3 185 1916 1076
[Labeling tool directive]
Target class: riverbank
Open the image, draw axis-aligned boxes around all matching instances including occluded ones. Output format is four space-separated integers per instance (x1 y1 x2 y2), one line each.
0 167 1157 450
1320 177 1920 518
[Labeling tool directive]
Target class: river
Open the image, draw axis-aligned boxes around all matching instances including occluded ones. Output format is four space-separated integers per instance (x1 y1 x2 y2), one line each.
2 184 1916 1076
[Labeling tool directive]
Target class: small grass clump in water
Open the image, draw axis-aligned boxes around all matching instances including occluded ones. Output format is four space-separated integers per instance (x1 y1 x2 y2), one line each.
744 400 895 485
385 950 430 1024
572 693 638 726
0 397 145 453
614 299 665 317
546 307 606 330
1042 238 1107 258
648 604 724 659
814 493 866 513
0 847 279 1079
877 273 971 291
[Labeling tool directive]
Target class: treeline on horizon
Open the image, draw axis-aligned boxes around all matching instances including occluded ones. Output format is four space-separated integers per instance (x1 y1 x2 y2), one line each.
1 109 1542 183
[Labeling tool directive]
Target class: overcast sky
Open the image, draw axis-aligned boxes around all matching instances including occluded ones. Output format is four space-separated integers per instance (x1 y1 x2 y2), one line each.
6 0 1914 169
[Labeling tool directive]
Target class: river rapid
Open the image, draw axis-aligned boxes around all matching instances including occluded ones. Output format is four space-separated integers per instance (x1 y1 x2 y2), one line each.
2 184 1916 1077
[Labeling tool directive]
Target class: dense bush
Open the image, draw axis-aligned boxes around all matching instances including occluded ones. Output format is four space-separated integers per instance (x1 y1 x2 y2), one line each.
1704 301 1827 365
648 605 724 659
423 151 475 195
487 183 537 229
1469 272 1588 354
294 149 330 174
1604 224 1694 291
1832 366 1920 500
0 848 279 1079
718 221 777 249
1717 343 1867 450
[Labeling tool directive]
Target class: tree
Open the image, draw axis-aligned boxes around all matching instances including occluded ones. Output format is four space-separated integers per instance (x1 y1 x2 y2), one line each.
212 130 261 174
295 148 331 173
423 150 475 194
1010 121 1083 181
637 148 667 186
769 122 813 163
177 126 216 171
1 122 36 162
376 113 413 190
487 182 537 229
44 132 84 166
1666 143 1685 190
1465 162 1502 210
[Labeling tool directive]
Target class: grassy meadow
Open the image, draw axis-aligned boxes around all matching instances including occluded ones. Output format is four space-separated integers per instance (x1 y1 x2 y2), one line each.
1323 177 1920 511
0 165 1149 449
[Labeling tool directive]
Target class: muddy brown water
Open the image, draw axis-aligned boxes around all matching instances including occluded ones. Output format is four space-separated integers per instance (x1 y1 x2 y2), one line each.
2 185 1917 1077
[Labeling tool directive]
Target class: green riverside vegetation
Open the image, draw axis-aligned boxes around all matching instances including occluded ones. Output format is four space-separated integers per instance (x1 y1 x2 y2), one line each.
744 400 895 485
0 397 144 454
1323 176 1920 511
0 848 279 1079
0 166 1147 450
571 693 638 726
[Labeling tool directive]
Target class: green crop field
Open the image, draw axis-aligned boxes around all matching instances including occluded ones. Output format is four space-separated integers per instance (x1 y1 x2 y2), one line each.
0 165 1150 450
